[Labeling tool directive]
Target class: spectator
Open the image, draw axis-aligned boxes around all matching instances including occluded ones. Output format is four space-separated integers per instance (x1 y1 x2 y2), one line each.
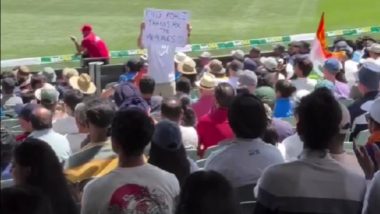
113 81 141 107
323 58 350 99
255 88 366 213
65 99 117 183
57 68 78 97
139 75 161 109
178 95 197 127
81 108 179 214
1 77 23 109
39 67 57 85
53 89 84 135
177 57 197 87
1 185 53 214
119 58 142 83
243 58 258 72
197 83 235 157
349 60 380 140
70 24 110 65
329 104 364 176
237 69 258 95
231 49 245 62
161 97 198 149
69 73 96 96
175 171 240 214
273 44 289 62
149 120 197 186
192 73 217 119
198 51 212 74
291 57 317 93
361 98 380 167
28 107 71 162
205 93 284 187
12 138 78 214
34 86 61 121
287 41 302 64
255 85 276 108
176 77 192 97
14 103 39 142
226 60 243 88
367 43 380 60
273 80 296 118
14 66 32 91
74 102 90 149
259 57 280 74
248 47 261 64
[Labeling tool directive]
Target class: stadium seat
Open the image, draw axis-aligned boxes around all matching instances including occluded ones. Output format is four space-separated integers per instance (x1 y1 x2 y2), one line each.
355 129 370 146
240 201 256 214
186 148 199 161
236 183 256 202
196 159 207 168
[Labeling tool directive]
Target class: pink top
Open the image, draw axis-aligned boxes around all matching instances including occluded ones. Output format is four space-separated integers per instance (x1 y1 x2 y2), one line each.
192 95 215 120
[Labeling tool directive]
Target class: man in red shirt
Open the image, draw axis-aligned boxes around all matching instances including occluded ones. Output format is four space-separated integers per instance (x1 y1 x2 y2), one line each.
196 82 235 157
70 24 110 66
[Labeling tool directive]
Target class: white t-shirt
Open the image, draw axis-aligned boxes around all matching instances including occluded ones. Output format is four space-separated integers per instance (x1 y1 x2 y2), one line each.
344 60 359 87
291 77 317 92
363 171 380 214
205 138 284 187
53 116 79 135
147 44 176 84
29 129 72 162
180 125 198 149
81 164 180 214
330 152 364 177
280 133 303 162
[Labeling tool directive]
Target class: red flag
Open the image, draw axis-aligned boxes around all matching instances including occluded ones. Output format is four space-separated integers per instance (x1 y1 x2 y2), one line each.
316 13 332 58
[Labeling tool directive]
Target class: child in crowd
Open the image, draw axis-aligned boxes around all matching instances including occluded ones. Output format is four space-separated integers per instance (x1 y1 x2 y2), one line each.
273 80 296 118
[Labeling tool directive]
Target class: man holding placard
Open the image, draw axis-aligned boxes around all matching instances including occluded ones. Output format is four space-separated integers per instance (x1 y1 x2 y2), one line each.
138 8 191 97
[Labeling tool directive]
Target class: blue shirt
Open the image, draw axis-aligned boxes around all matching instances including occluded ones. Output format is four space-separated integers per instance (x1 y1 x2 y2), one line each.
118 71 137 83
273 98 293 118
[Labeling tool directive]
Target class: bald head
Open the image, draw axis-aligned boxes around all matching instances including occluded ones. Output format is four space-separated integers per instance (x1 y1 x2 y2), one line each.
161 97 182 122
30 107 53 130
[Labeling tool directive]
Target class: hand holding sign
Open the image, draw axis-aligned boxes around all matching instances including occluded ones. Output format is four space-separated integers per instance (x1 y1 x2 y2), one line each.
143 8 190 47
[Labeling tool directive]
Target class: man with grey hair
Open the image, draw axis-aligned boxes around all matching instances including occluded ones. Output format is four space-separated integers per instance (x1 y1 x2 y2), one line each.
74 102 90 150
237 69 258 94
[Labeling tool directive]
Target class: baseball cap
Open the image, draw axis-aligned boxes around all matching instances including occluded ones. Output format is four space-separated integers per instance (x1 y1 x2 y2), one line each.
358 59 380 91
15 103 39 121
81 24 92 32
238 70 258 87
361 98 380 124
152 120 182 151
367 43 380 54
323 58 341 74
113 82 141 107
39 67 57 83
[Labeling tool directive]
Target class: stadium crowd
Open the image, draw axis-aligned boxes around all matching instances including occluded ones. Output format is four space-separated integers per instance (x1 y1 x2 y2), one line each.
1 29 380 214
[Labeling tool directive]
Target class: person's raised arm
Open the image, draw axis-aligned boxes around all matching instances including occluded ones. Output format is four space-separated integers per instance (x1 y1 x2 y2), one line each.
186 23 192 44
70 36 83 55
137 22 145 49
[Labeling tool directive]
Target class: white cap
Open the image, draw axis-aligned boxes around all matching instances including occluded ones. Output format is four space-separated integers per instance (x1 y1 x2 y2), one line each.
260 57 278 70
361 98 380 124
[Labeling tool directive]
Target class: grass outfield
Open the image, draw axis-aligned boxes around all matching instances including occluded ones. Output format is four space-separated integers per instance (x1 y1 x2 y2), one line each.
1 0 379 60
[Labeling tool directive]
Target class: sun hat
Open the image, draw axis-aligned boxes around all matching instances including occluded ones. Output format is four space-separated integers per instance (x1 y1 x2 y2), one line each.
39 67 57 83
323 58 341 74
15 66 31 76
174 52 188 64
34 83 56 101
231 50 245 61
177 57 197 75
200 51 211 58
260 57 278 71
69 73 96 95
207 59 226 75
361 98 380 124
62 68 79 80
238 70 258 88
152 120 182 151
35 86 59 104
367 43 380 54
195 72 217 90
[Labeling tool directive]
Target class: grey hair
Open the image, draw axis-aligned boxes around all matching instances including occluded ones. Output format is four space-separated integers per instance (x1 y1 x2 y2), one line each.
74 102 87 124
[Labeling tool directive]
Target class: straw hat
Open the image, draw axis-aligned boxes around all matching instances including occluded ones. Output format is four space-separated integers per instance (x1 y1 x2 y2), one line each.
207 59 226 75
177 57 197 75
62 68 79 80
174 52 188 64
69 73 96 94
195 73 217 90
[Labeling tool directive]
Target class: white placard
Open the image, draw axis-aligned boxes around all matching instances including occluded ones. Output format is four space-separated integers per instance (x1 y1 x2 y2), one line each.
143 8 190 47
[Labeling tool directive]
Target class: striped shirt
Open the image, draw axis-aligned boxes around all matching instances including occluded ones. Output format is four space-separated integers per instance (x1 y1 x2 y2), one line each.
255 150 367 214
